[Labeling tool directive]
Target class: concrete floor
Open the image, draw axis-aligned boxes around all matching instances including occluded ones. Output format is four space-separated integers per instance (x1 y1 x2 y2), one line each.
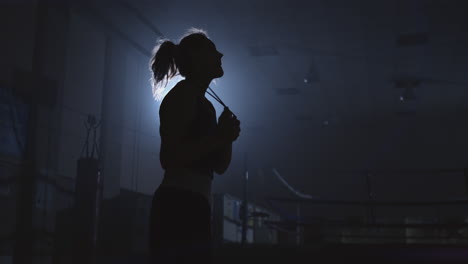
91 243 468 264
212 244 468 264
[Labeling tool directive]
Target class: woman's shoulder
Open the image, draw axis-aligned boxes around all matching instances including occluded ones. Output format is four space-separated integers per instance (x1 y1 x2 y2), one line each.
164 80 196 100
159 81 197 115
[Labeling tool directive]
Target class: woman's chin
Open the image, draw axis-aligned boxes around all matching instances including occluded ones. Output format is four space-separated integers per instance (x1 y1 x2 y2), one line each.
211 70 223 79
216 68 224 77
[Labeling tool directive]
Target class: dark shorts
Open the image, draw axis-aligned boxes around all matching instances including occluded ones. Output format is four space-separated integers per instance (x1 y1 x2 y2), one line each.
148 186 212 264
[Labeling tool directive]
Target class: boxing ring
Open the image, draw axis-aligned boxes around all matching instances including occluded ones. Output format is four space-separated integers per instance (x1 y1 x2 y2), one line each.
262 167 468 245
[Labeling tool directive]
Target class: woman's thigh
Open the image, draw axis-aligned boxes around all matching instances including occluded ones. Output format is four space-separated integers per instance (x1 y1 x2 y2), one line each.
148 187 212 263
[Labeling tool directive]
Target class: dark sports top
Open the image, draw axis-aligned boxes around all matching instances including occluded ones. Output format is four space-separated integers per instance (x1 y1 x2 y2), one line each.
159 82 218 177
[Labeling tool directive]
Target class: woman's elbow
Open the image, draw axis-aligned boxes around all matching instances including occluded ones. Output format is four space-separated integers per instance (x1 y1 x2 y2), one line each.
214 167 226 175
214 163 229 175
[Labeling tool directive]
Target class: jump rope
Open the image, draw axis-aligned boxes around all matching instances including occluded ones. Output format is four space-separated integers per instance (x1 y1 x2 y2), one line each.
206 86 237 120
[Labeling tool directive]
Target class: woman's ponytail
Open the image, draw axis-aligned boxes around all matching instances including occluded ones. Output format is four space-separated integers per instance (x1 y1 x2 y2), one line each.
149 40 178 101
149 28 210 101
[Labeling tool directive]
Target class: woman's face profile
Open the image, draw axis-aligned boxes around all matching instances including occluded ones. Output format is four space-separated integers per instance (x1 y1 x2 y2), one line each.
191 38 224 79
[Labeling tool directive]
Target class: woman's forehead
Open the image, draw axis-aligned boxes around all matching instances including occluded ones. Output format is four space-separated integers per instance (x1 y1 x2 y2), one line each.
201 38 216 49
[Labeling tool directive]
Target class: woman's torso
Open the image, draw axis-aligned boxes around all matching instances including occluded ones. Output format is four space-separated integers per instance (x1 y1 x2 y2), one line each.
158 81 217 202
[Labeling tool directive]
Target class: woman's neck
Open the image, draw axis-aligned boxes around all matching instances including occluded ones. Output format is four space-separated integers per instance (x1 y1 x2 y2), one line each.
184 77 213 98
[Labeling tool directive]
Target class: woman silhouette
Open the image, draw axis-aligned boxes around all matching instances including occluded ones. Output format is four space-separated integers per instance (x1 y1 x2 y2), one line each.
148 28 240 263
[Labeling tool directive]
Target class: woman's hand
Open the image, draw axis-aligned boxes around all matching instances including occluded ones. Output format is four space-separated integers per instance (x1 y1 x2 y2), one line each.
217 107 241 142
